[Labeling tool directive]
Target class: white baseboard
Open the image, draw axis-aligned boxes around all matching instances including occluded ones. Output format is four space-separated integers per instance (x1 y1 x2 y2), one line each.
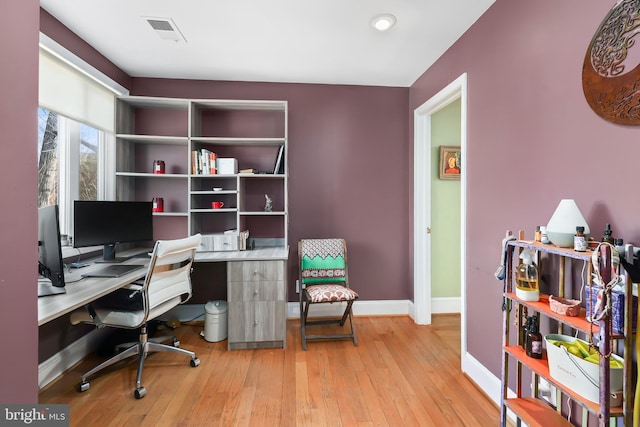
286 299 412 318
432 296 461 314
38 328 105 389
462 351 516 422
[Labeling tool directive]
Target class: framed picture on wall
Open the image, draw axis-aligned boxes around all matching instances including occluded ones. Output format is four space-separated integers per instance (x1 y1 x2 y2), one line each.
439 146 461 180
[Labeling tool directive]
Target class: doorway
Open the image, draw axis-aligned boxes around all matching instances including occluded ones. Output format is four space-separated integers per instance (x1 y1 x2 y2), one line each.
413 73 468 355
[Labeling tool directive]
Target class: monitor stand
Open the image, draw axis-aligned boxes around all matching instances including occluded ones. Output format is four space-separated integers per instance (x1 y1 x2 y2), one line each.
38 279 65 297
94 243 128 263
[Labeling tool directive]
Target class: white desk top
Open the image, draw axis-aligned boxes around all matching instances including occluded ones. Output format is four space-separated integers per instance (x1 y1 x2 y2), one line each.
38 246 288 326
38 254 149 326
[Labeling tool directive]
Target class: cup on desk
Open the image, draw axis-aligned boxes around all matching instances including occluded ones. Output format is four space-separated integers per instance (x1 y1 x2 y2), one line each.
211 201 224 209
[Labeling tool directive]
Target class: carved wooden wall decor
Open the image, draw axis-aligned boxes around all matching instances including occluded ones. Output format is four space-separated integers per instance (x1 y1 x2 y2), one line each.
582 0 640 125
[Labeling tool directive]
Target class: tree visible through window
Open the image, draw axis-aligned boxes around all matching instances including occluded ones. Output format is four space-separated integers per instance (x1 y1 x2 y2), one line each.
37 107 102 234
37 109 59 208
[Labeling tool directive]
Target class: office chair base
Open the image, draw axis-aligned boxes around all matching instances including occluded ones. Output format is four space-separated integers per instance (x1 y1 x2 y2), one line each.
78 327 200 399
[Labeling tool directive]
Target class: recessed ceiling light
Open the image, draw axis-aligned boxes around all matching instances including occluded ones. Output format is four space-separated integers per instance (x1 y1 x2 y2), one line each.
372 14 397 31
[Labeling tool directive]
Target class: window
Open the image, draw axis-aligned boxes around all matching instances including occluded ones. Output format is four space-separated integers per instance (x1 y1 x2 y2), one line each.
37 107 110 236
38 33 127 243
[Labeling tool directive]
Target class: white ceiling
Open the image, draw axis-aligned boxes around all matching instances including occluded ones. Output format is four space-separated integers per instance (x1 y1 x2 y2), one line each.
40 0 495 88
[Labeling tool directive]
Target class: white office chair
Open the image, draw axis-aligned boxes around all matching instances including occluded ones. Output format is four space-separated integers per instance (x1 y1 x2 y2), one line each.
70 234 202 399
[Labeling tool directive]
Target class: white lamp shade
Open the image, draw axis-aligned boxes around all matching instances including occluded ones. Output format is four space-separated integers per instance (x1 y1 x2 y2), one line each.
546 199 590 247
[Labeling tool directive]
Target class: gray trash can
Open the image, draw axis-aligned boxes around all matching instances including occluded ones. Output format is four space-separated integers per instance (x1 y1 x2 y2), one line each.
204 300 228 342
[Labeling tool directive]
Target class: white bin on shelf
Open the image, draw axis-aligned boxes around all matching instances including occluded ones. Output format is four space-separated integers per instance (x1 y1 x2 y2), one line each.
204 300 228 342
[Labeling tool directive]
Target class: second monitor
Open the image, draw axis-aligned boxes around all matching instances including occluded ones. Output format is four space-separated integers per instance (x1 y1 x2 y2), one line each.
73 200 154 263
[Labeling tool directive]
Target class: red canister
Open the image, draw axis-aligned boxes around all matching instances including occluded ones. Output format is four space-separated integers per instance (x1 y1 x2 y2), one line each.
152 197 164 212
153 160 165 174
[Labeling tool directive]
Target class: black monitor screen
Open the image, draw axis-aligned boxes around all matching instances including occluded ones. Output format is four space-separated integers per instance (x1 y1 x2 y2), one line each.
73 200 153 262
38 205 65 287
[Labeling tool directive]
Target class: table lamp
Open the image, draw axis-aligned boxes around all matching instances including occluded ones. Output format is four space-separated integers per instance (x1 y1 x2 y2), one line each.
546 199 590 247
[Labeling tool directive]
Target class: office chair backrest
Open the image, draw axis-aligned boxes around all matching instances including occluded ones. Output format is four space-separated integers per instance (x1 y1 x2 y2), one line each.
140 234 201 322
299 238 348 286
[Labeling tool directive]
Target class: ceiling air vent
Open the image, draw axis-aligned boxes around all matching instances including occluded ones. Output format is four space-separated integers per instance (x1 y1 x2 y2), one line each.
143 17 187 43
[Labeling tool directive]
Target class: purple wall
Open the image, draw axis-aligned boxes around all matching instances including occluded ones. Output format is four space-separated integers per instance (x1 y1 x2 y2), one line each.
1 0 39 402
40 9 131 91
410 0 640 377
131 79 411 302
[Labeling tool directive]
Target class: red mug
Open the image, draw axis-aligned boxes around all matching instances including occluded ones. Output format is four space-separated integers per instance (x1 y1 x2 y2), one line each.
211 201 224 209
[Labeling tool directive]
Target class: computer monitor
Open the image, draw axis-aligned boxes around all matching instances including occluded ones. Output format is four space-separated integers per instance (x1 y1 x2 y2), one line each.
73 200 154 263
38 205 65 289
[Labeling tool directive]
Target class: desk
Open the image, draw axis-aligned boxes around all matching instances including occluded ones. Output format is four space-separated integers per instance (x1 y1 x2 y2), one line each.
37 251 149 326
195 247 289 350
38 247 289 350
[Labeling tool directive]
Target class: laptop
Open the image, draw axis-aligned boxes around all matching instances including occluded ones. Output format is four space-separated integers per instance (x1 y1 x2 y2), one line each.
81 264 145 278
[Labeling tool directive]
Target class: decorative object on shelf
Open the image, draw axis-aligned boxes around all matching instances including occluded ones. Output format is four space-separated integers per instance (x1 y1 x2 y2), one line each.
545 199 590 247
212 187 223 192
582 0 640 126
549 295 581 316
264 194 272 212
153 160 165 174
438 145 461 180
211 201 224 209
152 197 164 213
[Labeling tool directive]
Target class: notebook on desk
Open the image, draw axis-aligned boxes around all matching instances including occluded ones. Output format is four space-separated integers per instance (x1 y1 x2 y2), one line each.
81 264 145 278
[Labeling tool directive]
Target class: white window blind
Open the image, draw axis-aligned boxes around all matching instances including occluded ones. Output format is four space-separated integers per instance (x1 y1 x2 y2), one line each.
38 49 115 133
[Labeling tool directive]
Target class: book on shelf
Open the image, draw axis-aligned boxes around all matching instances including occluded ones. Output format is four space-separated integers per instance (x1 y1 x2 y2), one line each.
191 149 217 175
239 168 257 174
273 144 285 174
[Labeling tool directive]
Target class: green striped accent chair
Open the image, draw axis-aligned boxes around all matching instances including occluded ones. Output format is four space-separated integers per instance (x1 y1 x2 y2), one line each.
298 238 358 350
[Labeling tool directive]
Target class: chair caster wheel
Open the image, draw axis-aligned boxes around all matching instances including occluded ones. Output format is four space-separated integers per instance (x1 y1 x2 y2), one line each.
190 357 200 367
78 381 90 392
134 387 146 399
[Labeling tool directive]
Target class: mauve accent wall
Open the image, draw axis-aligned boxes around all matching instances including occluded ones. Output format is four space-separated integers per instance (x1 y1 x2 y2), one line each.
1 0 39 403
410 0 640 380
40 9 131 91
130 79 411 303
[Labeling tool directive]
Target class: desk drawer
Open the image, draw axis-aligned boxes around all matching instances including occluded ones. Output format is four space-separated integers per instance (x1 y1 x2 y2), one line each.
228 280 284 302
227 261 283 282
228 301 285 343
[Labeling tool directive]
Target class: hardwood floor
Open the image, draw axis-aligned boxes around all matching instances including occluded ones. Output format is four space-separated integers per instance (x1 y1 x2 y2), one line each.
39 315 500 426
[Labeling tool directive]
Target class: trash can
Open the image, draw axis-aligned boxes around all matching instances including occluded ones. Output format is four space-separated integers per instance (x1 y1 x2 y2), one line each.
204 300 228 342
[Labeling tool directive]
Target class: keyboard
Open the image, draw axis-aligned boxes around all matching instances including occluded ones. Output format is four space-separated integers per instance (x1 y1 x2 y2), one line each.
81 264 145 278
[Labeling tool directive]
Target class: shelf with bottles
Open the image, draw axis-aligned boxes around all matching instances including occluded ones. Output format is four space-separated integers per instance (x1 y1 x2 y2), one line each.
501 234 633 426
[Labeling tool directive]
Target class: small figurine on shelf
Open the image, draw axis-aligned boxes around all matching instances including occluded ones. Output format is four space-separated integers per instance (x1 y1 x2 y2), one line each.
264 194 273 212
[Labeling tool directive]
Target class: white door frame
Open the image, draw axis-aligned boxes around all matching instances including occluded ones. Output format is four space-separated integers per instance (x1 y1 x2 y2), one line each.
413 73 468 352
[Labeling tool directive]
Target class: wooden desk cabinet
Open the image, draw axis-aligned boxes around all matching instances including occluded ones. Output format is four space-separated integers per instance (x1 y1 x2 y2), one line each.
227 260 286 350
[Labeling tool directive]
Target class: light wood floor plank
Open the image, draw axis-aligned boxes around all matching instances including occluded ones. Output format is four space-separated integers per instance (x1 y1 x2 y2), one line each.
39 315 500 426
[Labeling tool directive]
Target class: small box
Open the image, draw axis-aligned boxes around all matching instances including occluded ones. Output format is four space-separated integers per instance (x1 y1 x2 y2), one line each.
545 334 624 403
216 158 238 175
585 285 637 334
